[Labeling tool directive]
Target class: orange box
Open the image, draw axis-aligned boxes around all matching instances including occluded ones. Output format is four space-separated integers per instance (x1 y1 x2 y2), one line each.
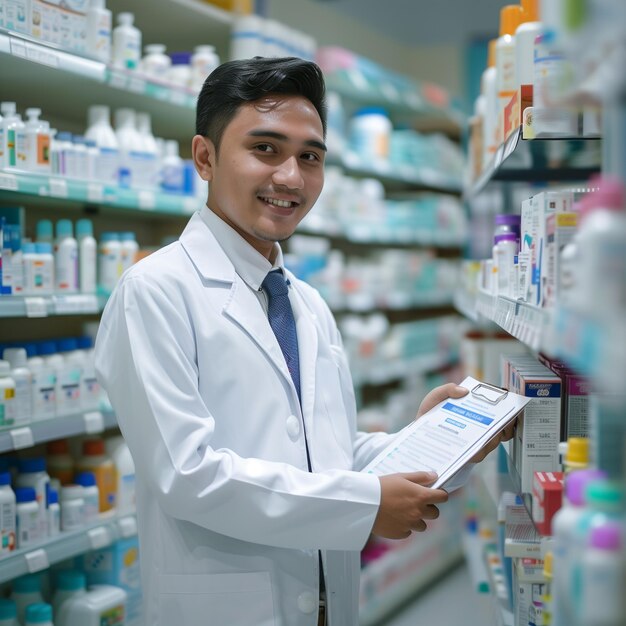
504 85 534 141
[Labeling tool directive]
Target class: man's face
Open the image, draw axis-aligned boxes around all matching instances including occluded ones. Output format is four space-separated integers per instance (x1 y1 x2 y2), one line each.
199 95 326 259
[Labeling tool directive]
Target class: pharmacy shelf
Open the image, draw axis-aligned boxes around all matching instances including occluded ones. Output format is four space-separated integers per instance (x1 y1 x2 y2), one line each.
298 213 465 249
0 31 196 143
0 294 104 319
328 291 454 314
0 170 198 217
327 152 463 193
0 410 117 454
465 128 602 201
351 351 457 387
359 497 464 626
0 512 137 584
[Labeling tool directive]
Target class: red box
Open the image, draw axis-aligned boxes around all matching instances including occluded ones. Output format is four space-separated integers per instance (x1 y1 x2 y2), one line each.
532 471 564 536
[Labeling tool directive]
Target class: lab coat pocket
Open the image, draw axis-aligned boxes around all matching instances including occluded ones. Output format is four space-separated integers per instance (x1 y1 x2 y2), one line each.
158 571 275 626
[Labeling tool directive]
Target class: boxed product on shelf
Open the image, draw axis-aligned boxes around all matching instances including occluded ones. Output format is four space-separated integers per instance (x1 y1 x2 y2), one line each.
502 356 562 493
531 471 564 536
512 557 546 626
544 211 578 310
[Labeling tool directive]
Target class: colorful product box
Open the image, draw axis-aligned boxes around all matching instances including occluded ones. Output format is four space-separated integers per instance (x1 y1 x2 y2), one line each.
513 557 546 626
532 471 564 536
544 211 578 310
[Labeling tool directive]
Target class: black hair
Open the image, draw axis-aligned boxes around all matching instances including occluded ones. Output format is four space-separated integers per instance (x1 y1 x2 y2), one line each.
195 56 327 154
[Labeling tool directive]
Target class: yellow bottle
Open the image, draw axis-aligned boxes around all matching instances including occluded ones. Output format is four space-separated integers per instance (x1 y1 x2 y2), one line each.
77 439 117 512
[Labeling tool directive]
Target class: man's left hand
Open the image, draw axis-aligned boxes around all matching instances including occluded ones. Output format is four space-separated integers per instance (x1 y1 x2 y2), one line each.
416 383 469 419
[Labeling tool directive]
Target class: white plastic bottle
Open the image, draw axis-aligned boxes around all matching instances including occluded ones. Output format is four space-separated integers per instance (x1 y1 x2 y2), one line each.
53 571 87 617
481 39 498 169
54 220 79 294
60 485 85 531
495 5 522 134
76 336 100 411
85 106 120 185
75 472 99 522
57 585 127 626
190 44 220 92
23 108 51 173
16 457 50 538
349 107 392 162
76 219 97 294
70 136 88 180
32 242 55 295
77 439 116 512
230 13 264 60
24 603 54 626
10 225 24 296
0 102 26 170
38 341 67 416
57 338 83 413
0 360 16 428
15 487 41 548
47 489 60 537
2 348 32 425
160 140 184 193
514 0 542 91
106 435 135 514
551 469 606 626
112 12 141 70
115 108 143 188
85 0 112 63
135 112 159 188
27 351 56 421
0 598 19 626
575 178 626 316
98 232 121 294
36 220 53 244
0 471 16 556
10 575 44 625
139 43 171 79
84 139 99 181
119 232 138 274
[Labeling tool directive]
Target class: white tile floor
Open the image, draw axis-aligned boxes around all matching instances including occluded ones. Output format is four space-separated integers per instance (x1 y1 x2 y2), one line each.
380 561 494 626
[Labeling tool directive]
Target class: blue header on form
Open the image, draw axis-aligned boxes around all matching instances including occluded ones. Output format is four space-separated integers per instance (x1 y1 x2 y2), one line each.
443 402 494 426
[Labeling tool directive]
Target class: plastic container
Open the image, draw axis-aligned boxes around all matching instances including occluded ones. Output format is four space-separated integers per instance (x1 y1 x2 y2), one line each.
190 45 220 91
23 108 51 173
495 5 522 134
98 233 121 294
27 354 56 421
10 575 44 625
47 439 75 485
0 598 19 626
106 436 135 514
38 342 67 417
35 220 53 244
139 43 171 79
77 439 116 512
16 457 50 537
564 437 589 473
84 106 120 185
56 585 127 626
0 359 16 428
114 108 142 188
167 52 192 88
53 571 87 617
75 472 99 522
1 103 26 170
515 0 542 89
55 220 79 294
112 12 141 70
0 471 16 555
60 485 85 531
76 219 97 294
47 489 60 537
230 14 263 61
85 0 112 63
482 39 498 168
160 140 184 193
135 113 159 188
69 136 88 180
25 603 54 626
349 107 392 161
2 348 31 425
119 232 138 274
15 487 40 548
76 336 100 411
56 338 83 414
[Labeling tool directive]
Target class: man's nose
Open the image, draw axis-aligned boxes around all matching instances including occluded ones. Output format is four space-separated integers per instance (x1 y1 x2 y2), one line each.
272 155 304 189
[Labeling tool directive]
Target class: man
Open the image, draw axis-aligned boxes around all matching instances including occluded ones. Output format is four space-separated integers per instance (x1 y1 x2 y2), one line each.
96 57 508 626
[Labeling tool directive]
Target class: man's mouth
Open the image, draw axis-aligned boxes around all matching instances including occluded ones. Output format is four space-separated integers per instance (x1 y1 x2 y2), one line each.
258 195 300 209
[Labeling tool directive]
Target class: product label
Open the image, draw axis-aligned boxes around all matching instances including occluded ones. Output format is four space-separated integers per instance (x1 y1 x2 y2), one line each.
100 604 125 626
0 500 16 553
37 134 50 165
7 129 17 167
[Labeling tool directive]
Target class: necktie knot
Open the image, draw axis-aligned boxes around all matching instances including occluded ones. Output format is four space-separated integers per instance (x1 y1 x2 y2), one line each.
262 270 289 297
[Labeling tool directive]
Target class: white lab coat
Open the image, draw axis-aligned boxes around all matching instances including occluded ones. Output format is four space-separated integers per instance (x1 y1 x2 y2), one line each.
95 209 395 626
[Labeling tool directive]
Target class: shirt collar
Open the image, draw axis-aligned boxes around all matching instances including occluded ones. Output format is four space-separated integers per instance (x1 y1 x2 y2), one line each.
200 206 285 291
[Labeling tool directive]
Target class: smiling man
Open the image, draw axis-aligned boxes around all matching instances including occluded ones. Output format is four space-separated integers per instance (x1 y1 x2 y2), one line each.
95 57 506 626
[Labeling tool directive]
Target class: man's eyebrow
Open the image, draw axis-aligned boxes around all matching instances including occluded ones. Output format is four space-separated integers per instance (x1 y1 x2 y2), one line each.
247 129 327 152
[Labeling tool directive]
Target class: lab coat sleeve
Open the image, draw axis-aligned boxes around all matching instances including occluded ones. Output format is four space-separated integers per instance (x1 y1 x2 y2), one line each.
95 273 381 552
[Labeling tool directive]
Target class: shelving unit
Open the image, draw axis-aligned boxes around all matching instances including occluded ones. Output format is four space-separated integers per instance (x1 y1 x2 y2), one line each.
0 294 103 318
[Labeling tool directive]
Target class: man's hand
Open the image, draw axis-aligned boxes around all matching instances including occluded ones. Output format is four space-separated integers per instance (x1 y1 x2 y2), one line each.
416 383 469 419
373 472 449 539
469 419 517 463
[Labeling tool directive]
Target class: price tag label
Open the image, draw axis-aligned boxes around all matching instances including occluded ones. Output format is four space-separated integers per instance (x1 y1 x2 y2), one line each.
26 44 59 68
49 177 68 198
0 173 18 191
25 548 49 573
24 297 48 318
84 411 104 434
53 294 99 314
88 526 112 550
127 76 147 94
87 183 103 202
108 72 127 89
9 36 28 58
118 516 138 538
138 190 155 210
10 427 34 450
169 89 187 106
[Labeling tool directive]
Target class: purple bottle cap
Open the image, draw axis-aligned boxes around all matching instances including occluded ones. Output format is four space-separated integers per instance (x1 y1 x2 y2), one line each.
495 214 521 226
565 469 607 506
589 522 622 551
494 233 518 244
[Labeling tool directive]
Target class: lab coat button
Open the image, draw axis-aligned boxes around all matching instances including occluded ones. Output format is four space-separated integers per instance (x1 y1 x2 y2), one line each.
297 591 317 614
286 414 301 440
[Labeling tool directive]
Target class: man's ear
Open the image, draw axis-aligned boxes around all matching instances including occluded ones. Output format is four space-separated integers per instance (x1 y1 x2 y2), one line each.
191 135 216 182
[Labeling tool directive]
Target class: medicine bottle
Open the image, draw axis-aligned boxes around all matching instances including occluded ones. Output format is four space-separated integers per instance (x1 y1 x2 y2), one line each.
0 598 19 626
47 439 75 485
75 472 100 522
140 43 171 79
3 347 32 425
85 0 112 63
24 603 54 626
98 232 121 294
15 487 40 548
55 220 79 294
0 359 17 428
10 575 44 625
60 485 85 531
0 471 16 556
53 570 87 617
349 108 392 161
77 439 116 512
27 351 56 420
112 12 141 70
119 232 138 273
15 457 50 537
47 489 60 537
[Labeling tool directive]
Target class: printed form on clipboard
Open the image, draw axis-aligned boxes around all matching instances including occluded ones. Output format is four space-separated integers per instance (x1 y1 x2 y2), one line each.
362 376 530 490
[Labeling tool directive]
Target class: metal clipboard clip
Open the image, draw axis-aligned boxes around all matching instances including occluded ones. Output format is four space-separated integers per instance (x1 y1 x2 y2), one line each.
471 383 508 405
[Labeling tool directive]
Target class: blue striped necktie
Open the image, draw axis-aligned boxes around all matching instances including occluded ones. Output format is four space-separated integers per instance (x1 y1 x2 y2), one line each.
262 270 301 402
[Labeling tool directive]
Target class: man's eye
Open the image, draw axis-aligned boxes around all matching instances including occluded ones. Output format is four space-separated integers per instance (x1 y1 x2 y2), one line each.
302 152 320 162
255 144 275 153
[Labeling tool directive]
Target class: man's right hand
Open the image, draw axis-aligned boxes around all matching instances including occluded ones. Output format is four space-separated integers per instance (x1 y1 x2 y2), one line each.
372 472 449 539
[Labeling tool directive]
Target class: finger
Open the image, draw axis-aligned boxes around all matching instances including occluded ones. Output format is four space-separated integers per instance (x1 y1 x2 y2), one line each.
402 471 438 486
412 520 427 533
422 504 440 520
